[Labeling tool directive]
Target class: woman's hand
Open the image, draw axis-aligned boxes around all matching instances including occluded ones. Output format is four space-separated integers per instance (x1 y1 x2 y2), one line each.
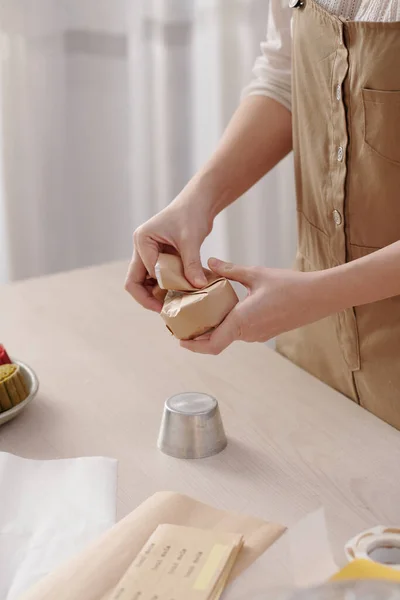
125 188 213 312
125 95 293 314
181 258 332 354
183 241 400 354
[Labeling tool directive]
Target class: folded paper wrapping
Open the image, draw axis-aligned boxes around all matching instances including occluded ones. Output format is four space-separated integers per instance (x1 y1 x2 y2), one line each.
154 254 239 340
20 491 286 600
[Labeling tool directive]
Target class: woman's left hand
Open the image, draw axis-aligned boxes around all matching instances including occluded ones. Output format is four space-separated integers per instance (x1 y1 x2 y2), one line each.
180 257 331 355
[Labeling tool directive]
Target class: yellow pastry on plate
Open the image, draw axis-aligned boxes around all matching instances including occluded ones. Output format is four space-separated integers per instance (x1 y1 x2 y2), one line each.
0 363 29 412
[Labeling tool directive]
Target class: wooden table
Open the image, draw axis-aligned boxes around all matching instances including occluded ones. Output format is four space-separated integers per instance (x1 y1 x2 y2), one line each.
1 262 400 591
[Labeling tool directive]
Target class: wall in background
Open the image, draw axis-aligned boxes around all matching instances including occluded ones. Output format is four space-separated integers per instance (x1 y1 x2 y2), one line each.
0 0 296 284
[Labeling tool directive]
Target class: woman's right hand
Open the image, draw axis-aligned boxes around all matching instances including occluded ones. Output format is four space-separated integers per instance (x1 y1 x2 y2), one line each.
125 191 213 312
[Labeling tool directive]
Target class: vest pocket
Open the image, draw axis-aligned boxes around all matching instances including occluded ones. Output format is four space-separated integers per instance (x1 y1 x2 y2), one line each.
362 88 400 166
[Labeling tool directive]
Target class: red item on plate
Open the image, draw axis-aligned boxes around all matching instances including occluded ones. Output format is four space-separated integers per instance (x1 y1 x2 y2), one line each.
0 345 12 365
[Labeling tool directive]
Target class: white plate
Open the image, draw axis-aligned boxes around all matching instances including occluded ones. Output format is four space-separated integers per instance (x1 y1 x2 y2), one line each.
0 360 39 426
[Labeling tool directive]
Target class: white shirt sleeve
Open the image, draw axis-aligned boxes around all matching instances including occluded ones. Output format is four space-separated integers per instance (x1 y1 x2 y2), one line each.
241 0 293 112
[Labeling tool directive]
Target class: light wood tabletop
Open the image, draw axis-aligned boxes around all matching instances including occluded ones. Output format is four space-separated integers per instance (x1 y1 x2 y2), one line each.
1 261 400 591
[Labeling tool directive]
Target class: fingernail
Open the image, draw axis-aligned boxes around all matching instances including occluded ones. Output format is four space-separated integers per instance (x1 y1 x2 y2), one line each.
210 258 233 271
208 258 220 268
195 276 207 287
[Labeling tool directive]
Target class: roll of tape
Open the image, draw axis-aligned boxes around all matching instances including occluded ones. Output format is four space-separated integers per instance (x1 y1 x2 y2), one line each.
345 526 400 570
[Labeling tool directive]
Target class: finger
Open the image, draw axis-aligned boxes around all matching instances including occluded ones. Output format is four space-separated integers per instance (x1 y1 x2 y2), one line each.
180 242 207 288
192 332 212 341
125 251 163 312
151 284 168 304
180 309 240 355
135 234 160 279
208 258 255 287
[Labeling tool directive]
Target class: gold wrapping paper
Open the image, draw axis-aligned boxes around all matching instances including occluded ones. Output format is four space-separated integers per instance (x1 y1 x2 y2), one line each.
155 254 238 340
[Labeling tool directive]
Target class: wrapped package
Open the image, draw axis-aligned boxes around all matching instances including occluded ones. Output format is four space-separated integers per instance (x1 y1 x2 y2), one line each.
154 254 238 340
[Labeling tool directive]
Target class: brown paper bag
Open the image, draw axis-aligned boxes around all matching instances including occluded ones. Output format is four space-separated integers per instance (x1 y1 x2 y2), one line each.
20 492 285 600
155 254 239 340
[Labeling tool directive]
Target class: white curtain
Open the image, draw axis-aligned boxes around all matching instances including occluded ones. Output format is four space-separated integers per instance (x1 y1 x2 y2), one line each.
0 0 296 284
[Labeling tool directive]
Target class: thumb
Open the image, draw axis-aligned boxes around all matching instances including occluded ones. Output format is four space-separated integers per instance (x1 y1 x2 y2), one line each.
208 258 254 285
180 244 208 288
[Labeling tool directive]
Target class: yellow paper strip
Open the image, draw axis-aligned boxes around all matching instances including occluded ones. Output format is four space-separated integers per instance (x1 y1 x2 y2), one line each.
193 544 228 591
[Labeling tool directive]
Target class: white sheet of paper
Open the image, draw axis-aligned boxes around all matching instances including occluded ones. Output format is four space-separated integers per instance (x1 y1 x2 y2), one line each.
226 531 294 599
288 508 338 587
0 452 117 600
227 509 340 598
